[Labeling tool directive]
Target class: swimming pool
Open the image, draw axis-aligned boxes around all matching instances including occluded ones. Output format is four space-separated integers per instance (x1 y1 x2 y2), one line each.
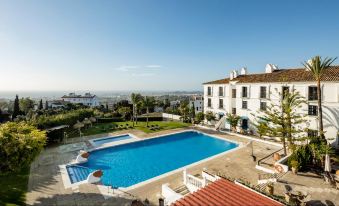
66 131 238 188
91 134 133 147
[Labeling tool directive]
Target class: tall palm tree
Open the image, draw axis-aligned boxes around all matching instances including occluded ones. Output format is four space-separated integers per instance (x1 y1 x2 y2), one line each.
303 56 337 139
141 96 155 127
131 93 142 126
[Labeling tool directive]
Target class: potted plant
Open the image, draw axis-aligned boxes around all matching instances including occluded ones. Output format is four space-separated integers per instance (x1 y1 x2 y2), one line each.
290 160 299 174
266 182 274 195
273 152 281 162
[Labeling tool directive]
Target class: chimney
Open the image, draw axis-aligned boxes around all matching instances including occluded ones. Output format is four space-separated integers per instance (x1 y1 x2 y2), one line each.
240 67 247 75
230 71 234 80
265 64 278 73
233 70 238 78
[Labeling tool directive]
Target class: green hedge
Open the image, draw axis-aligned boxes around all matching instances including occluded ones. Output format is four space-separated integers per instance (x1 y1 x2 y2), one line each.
34 109 94 129
136 116 163 122
97 117 123 123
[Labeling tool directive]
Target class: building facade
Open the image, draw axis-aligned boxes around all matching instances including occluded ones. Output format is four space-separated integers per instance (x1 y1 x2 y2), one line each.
189 95 204 113
203 64 339 147
61 93 100 107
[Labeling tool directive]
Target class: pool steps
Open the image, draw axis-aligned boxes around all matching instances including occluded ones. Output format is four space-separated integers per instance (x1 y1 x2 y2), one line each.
66 165 91 183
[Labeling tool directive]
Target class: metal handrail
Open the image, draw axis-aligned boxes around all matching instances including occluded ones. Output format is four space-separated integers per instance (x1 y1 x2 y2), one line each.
257 148 283 166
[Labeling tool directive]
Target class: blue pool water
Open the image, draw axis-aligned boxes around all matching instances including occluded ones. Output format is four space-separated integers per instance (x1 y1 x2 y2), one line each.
92 134 132 147
67 131 238 187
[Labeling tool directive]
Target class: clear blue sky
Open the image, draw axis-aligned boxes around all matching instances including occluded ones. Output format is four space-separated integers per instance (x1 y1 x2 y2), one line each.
0 0 338 91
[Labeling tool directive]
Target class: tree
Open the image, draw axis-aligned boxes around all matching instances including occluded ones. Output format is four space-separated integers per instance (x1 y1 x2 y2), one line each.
226 113 241 132
0 122 46 172
45 100 49 110
302 56 337 139
19 97 34 114
38 99 43 110
205 111 215 122
179 102 190 123
254 121 268 138
141 96 155 127
254 90 307 155
117 106 132 121
131 93 143 126
190 102 195 119
12 95 20 120
195 112 204 123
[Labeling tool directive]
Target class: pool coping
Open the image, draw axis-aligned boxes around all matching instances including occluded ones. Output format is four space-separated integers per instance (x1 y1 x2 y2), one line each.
59 129 243 192
88 133 140 148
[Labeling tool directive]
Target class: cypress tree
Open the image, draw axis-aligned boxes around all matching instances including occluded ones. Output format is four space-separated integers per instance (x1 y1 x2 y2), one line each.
12 95 20 120
38 99 43 110
45 100 49 110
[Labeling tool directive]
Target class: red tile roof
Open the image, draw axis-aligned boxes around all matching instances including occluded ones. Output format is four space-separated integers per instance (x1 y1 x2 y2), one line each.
171 179 283 206
203 65 339 84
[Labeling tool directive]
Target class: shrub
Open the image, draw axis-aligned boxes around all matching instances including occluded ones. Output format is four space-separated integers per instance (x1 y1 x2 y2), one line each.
290 160 300 169
205 111 215 122
195 112 204 123
0 122 47 172
33 109 94 129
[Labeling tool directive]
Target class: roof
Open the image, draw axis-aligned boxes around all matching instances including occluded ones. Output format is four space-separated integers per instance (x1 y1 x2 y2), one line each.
203 65 339 84
172 179 283 206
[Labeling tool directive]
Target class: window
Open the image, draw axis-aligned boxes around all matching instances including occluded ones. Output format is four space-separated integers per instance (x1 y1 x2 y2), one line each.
207 98 212 108
232 108 236 115
242 87 248 98
242 101 248 109
307 129 318 138
219 99 224 109
219 87 224 96
232 89 236 98
207 87 212 96
260 102 267 111
282 86 289 98
260 86 267 99
308 105 318 116
308 86 318 101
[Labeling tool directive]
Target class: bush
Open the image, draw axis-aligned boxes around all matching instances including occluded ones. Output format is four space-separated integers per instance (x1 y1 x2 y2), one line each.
97 117 123 123
288 145 312 170
136 116 163 122
290 160 300 169
33 109 94 129
0 122 47 172
195 112 204 123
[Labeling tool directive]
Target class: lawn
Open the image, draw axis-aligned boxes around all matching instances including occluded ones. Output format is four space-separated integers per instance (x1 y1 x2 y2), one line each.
76 120 191 137
0 167 29 206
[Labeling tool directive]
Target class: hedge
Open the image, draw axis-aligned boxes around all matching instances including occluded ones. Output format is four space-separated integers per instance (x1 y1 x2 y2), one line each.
33 109 94 129
97 117 123 123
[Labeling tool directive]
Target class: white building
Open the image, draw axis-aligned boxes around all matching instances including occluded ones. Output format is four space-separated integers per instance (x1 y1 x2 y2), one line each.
203 64 339 147
61 93 100 107
189 96 204 113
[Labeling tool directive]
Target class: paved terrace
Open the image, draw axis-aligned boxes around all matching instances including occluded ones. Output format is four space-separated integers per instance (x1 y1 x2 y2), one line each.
26 127 339 206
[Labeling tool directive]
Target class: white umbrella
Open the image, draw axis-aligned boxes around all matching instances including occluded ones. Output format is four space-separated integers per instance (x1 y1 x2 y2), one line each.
324 154 331 172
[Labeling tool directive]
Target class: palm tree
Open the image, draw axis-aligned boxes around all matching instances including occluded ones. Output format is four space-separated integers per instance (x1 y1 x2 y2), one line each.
141 96 155 127
303 56 337 139
179 103 190 122
131 93 142 126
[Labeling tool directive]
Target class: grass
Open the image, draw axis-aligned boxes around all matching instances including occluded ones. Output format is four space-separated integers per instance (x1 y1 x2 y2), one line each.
76 120 191 137
0 167 30 206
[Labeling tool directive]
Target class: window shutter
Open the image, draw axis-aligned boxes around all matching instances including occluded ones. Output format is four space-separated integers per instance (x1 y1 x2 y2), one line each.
268 85 270 99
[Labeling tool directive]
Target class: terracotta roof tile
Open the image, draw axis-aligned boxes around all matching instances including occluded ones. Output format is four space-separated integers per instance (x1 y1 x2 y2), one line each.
203 65 339 84
171 179 283 206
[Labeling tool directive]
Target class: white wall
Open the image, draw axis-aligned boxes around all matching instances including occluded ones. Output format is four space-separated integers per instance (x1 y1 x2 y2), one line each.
203 81 339 147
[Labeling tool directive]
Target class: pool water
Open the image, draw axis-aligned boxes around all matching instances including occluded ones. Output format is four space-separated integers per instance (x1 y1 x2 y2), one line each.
67 131 238 187
92 134 132 147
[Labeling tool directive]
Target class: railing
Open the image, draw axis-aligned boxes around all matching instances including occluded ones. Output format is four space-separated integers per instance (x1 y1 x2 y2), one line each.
257 148 283 167
186 174 204 189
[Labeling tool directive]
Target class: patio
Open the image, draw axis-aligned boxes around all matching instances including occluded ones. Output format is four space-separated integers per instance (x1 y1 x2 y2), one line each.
26 127 339 205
